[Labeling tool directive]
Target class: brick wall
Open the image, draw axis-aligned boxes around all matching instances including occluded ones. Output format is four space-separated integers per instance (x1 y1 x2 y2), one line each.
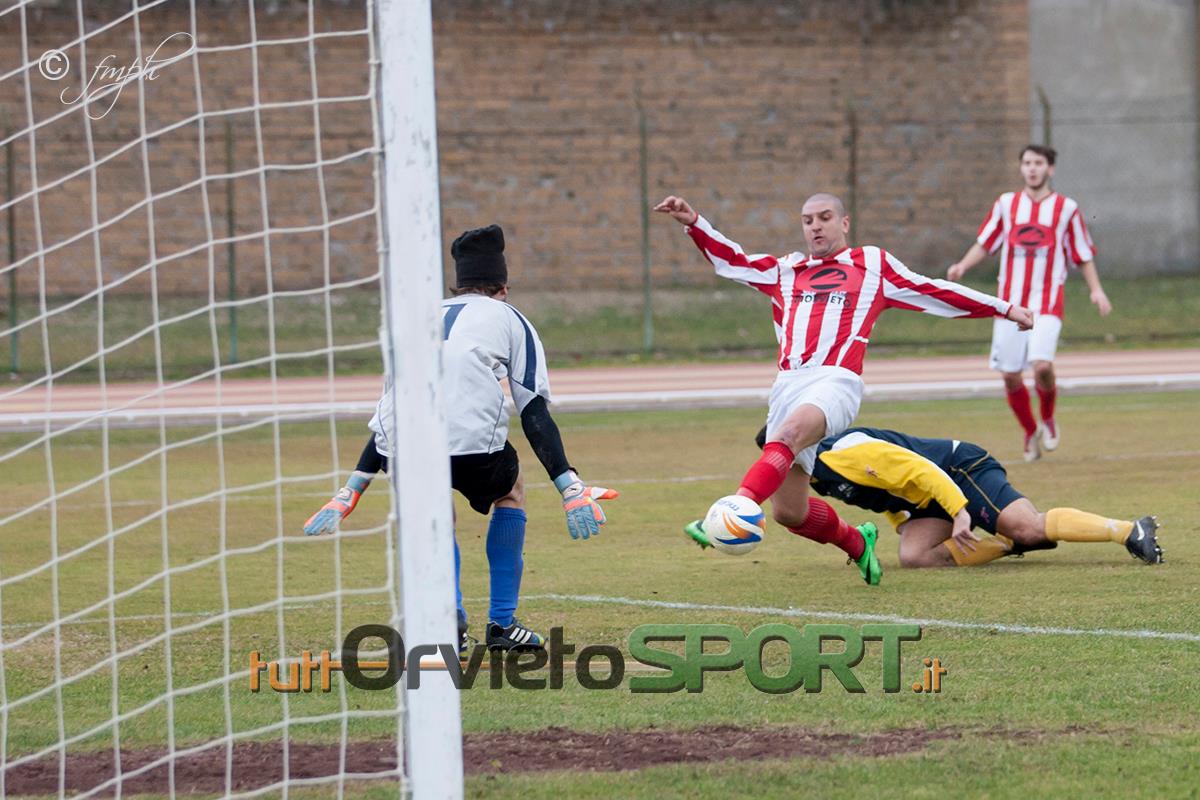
1 0 1030 298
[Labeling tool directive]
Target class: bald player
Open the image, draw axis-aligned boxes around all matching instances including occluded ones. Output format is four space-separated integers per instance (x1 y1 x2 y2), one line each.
656 193 1034 585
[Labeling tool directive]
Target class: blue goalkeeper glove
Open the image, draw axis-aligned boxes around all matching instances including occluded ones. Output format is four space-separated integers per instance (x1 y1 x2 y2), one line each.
553 470 618 540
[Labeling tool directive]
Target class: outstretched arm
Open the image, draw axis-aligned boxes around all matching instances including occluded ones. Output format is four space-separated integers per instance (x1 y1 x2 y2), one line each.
653 195 699 226
507 307 617 540
520 397 618 541
654 195 781 288
881 251 1033 330
303 435 383 536
520 396 571 481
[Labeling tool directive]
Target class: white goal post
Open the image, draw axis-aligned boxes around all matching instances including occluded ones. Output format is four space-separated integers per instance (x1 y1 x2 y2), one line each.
375 0 464 796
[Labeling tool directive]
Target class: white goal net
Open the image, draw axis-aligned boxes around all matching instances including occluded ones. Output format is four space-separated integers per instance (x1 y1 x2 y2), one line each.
0 0 460 797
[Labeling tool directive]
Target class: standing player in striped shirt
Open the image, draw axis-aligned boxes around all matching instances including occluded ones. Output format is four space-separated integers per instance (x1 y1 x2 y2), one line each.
655 193 1033 585
948 145 1113 461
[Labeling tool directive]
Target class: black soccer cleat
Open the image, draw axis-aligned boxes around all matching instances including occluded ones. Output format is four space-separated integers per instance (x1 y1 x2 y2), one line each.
1125 516 1163 565
486 618 546 652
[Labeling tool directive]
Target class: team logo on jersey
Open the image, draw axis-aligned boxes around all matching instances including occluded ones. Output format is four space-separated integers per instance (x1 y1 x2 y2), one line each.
1009 223 1054 250
793 264 861 304
808 267 849 290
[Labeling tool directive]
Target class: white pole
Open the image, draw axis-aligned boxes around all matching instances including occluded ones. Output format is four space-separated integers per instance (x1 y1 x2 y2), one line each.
374 1 463 797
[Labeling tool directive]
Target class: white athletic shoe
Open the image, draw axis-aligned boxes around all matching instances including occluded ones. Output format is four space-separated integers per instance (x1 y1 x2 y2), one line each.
1041 418 1060 451
1023 425 1042 462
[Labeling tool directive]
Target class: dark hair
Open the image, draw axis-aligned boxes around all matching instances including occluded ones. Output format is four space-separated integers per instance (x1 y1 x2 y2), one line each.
1020 144 1057 166
450 283 506 298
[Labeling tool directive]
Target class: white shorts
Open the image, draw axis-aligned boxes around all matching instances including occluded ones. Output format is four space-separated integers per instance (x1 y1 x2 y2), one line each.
989 314 1063 373
765 366 865 475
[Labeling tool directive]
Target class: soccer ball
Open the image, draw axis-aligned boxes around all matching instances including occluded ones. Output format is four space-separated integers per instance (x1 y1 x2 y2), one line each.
703 495 765 556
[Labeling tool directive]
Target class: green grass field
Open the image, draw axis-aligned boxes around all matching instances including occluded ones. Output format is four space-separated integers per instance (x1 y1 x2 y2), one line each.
4 274 1199 381
2 391 1198 797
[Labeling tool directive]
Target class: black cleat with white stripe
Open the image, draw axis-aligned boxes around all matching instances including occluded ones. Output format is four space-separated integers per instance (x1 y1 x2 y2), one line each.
458 616 473 659
486 618 546 652
1125 516 1164 565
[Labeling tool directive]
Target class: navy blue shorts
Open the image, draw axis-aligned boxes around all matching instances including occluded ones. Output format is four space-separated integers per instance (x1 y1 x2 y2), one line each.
906 443 1024 533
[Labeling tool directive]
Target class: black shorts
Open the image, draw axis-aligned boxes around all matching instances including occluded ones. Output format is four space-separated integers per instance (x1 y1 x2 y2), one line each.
906 443 1024 534
450 442 520 515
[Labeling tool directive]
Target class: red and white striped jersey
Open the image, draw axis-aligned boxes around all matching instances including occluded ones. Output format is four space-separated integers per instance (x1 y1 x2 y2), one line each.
687 216 1011 375
976 191 1096 317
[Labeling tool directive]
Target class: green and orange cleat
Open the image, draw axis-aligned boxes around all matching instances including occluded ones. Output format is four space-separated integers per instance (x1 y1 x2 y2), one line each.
690 517 881 585
684 519 712 549
850 522 882 586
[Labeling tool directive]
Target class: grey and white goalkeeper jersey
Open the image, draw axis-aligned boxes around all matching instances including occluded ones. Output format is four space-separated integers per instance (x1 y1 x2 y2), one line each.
369 294 552 458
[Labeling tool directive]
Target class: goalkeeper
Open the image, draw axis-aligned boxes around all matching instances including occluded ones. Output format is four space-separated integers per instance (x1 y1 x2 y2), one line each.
303 225 617 653
689 425 1162 567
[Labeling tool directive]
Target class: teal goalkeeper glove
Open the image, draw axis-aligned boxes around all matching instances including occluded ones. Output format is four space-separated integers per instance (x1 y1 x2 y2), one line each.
303 473 372 536
553 471 619 540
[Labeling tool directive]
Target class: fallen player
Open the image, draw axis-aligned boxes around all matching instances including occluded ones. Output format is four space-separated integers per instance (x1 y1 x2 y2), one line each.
687 425 1162 567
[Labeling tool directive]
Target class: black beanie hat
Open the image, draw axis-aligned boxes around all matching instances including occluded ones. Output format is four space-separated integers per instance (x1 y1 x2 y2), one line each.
452 225 507 288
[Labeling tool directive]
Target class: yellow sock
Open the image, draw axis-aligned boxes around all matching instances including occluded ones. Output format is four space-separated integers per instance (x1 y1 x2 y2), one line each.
1045 508 1133 544
942 534 1014 566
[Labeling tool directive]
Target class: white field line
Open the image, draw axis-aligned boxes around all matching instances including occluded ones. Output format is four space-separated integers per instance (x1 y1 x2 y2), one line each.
523 594 1200 644
2 372 1198 426
7 591 1199 646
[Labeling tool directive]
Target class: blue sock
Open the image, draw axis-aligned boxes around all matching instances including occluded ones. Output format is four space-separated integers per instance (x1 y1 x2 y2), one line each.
486 507 527 627
453 534 465 631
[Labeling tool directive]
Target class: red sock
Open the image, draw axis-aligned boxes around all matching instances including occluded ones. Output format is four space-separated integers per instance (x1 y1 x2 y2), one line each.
1005 384 1038 436
737 442 794 504
787 497 864 560
1036 383 1057 422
